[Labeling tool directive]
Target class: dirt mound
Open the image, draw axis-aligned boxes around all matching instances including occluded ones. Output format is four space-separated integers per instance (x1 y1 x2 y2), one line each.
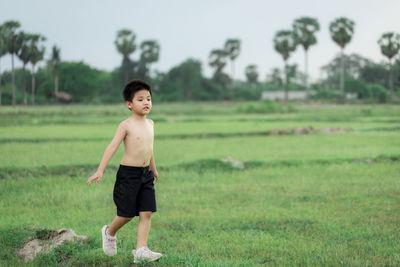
18 228 87 262
221 156 245 169
266 126 353 135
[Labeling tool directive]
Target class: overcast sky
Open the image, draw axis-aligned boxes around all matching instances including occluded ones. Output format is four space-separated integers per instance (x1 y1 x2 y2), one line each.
1 0 399 82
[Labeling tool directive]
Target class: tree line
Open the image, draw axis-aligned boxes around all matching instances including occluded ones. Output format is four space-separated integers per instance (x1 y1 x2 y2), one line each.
205 16 400 103
272 16 400 102
0 17 399 106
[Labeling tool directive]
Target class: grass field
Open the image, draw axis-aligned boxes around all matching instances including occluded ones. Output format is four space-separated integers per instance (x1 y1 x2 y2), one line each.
0 102 399 266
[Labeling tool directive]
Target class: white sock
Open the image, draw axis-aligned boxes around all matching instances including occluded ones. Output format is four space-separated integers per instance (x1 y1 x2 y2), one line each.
105 226 115 238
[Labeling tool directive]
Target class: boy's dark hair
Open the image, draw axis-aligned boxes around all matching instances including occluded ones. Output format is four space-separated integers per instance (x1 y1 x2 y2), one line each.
122 79 152 102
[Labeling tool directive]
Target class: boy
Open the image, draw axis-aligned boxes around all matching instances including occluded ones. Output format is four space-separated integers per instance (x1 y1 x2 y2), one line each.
86 79 162 263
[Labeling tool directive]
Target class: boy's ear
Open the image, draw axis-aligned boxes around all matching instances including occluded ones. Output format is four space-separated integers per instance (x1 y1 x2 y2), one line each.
125 101 132 110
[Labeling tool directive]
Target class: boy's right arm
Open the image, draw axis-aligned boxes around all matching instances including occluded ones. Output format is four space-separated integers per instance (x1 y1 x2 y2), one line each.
86 122 127 186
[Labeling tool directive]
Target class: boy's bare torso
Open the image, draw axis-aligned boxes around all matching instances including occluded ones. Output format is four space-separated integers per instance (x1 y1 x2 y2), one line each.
120 118 154 167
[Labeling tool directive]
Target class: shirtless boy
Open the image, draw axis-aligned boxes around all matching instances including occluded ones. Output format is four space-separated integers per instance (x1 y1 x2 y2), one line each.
86 79 162 263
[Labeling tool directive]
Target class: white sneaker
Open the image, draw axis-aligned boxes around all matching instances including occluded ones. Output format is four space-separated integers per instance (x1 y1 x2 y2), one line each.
102 225 117 256
133 246 163 263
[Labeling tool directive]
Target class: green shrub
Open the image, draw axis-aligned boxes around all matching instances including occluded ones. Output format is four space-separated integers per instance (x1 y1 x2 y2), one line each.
310 88 341 100
233 84 263 100
237 99 296 114
345 78 370 99
368 83 389 103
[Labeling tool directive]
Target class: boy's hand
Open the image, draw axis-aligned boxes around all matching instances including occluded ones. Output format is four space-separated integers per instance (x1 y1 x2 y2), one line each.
153 170 159 183
87 171 103 186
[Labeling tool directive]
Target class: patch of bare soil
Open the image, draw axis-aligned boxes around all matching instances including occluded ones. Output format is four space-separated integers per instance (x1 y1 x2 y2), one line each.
18 228 87 262
266 126 353 135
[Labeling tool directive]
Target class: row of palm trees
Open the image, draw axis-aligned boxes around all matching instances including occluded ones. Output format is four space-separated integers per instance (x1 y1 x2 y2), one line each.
114 29 160 83
208 16 400 103
0 20 61 106
2 18 399 105
0 22 160 106
273 16 400 102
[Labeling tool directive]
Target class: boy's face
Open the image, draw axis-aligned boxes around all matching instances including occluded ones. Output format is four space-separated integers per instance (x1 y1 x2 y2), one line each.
126 89 152 115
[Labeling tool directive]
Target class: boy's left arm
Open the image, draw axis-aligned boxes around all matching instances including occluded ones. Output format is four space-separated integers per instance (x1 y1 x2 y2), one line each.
148 118 158 182
149 153 159 182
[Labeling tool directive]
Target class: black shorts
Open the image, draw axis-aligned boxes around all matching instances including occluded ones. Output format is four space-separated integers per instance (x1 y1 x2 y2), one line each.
113 165 156 218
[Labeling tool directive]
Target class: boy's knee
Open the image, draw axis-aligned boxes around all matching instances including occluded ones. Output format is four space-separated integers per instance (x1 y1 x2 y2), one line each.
139 211 152 220
118 216 133 221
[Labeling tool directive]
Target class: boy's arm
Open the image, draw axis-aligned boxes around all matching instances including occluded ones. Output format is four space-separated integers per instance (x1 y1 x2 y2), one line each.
148 118 159 182
97 122 127 173
87 122 127 185
149 153 159 182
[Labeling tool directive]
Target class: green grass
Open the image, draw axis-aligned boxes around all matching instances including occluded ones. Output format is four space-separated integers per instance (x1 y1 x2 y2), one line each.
0 120 397 141
1 163 399 266
1 132 399 169
1 102 399 266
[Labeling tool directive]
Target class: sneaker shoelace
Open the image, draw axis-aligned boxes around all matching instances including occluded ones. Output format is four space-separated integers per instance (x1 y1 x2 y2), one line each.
138 246 152 257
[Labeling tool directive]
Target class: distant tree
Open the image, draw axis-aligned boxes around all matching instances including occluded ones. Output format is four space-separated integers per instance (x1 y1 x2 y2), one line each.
115 29 136 83
2 21 23 106
245 64 258 83
273 30 297 103
208 48 230 90
0 24 7 106
292 17 320 99
159 58 203 101
17 32 35 105
360 63 387 87
224 39 241 80
209 49 228 77
50 45 61 94
266 68 283 86
321 53 371 80
139 40 160 79
329 17 355 102
378 32 400 100
179 59 202 100
57 61 101 101
29 34 46 105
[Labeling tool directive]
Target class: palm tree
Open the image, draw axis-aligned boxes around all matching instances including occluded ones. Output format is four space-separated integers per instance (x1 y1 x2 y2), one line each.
115 29 136 83
50 45 61 94
139 40 160 78
208 49 228 77
245 65 258 83
329 17 355 102
273 30 297 103
209 49 230 93
378 32 400 100
224 39 241 80
29 34 46 105
0 24 7 106
17 32 34 105
2 21 23 106
292 17 320 99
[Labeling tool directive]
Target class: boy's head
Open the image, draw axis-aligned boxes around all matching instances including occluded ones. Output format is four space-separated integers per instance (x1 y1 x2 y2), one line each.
123 79 152 114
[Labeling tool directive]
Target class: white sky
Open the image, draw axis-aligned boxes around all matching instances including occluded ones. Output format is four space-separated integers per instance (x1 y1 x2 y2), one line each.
1 0 399 82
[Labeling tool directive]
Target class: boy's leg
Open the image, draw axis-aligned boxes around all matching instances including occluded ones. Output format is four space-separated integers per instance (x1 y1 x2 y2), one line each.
108 216 133 236
136 211 152 249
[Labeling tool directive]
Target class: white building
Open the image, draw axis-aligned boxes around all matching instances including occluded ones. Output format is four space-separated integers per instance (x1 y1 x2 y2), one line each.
261 91 357 100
